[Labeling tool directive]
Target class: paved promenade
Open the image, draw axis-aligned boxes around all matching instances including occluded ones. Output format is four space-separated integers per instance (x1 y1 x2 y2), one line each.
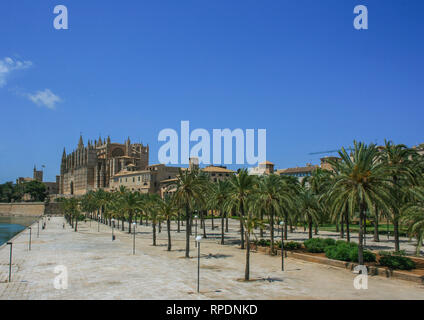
0 217 423 300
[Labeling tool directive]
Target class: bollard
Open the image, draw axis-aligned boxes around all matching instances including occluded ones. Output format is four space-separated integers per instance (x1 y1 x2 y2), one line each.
7 242 12 282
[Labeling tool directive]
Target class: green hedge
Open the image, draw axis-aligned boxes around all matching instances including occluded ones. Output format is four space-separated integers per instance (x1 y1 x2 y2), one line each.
253 239 302 251
283 241 302 250
325 242 376 263
378 253 416 270
303 238 336 253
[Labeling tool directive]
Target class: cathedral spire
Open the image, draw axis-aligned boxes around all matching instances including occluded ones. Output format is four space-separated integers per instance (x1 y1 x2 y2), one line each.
78 135 84 148
107 135 111 144
62 148 66 159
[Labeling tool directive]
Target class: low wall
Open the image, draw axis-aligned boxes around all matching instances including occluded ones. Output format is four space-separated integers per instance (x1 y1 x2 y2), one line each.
0 202 45 217
44 202 63 216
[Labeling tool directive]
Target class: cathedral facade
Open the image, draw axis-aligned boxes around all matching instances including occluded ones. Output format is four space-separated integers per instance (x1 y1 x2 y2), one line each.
59 136 149 195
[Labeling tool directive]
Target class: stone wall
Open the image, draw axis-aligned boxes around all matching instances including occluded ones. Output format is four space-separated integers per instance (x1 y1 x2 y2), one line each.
0 202 64 216
0 202 45 216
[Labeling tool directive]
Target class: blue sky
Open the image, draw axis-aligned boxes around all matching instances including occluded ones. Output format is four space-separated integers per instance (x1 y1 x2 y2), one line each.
0 0 423 182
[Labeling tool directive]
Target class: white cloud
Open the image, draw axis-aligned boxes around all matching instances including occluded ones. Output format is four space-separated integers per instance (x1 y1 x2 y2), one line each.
0 57 32 87
28 89 61 109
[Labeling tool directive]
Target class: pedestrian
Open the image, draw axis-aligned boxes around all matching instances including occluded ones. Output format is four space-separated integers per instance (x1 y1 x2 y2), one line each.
63 223 65 229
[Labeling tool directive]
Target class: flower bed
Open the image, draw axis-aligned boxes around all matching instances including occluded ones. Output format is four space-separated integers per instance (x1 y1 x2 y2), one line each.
249 238 424 283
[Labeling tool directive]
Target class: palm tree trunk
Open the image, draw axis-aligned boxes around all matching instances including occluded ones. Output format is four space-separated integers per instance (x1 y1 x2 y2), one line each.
158 221 161 233
345 207 350 242
270 211 275 255
340 218 344 238
394 218 400 252
167 218 171 251
185 204 190 258
128 214 132 234
225 212 229 232
308 217 313 239
203 216 207 238
74 217 78 232
373 206 380 242
121 218 125 231
314 224 318 235
259 211 264 238
240 219 245 249
152 223 156 246
284 214 288 240
177 213 180 233
244 230 250 281
211 212 215 230
358 203 365 265
221 207 225 245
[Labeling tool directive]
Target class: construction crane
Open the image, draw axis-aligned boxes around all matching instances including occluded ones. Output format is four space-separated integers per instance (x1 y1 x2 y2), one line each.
308 148 353 156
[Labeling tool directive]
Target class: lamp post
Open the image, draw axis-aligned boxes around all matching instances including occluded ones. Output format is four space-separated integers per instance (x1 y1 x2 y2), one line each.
98 216 100 232
280 221 284 271
29 227 32 251
194 215 198 248
112 218 115 241
7 242 12 282
37 219 40 238
132 222 136 255
195 235 202 293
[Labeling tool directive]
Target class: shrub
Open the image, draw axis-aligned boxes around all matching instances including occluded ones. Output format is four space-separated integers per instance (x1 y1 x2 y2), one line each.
349 247 376 263
283 241 302 250
325 241 376 263
304 238 336 253
325 243 352 261
254 239 270 247
379 254 416 270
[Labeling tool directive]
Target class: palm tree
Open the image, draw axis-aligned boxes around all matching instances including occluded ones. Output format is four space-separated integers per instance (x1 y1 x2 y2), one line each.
226 169 255 249
172 168 206 258
208 180 230 244
119 189 143 234
93 189 109 224
80 190 97 220
279 175 300 239
253 174 295 254
302 168 332 236
241 200 263 281
145 194 161 246
297 186 322 239
326 141 393 265
401 193 424 256
61 197 81 231
156 195 178 251
380 140 418 252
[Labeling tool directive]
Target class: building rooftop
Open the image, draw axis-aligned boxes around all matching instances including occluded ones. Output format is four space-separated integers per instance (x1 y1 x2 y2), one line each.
202 165 236 173
276 165 319 174
259 161 274 165
112 169 152 177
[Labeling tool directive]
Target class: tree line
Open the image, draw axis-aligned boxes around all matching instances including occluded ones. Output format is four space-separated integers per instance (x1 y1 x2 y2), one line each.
59 140 424 281
0 180 47 202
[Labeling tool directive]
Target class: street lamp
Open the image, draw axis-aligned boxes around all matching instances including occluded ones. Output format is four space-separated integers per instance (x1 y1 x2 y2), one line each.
7 242 12 282
195 235 202 293
98 216 100 232
194 215 198 248
132 222 136 255
112 218 115 241
28 227 32 251
280 221 284 271
37 219 40 238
